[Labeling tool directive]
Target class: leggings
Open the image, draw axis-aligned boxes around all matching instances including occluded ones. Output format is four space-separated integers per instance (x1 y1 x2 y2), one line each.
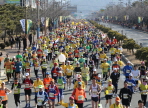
141 95 147 106
112 83 118 94
57 89 63 102
103 73 108 81
34 69 39 78
76 103 83 108
42 68 47 78
14 94 20 107
48 53 52 61
6 73 11 82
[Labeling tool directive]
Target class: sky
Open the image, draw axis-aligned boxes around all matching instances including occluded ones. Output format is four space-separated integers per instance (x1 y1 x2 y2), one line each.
69 0 137 15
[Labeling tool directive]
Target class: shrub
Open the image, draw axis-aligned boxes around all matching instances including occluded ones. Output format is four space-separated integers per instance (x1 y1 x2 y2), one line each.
0 43 5 49
5 41 10 46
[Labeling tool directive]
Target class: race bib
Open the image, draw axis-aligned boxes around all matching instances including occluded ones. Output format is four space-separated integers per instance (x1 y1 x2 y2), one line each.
142 90 147 95
46 84 50 88
108 90 113 95
141 75 145 79
76 72 81 74
49 93 54 97
126 70 130 73
78 95 83 101
14 88 18 93
25 84 30 88
6 69 11 72
53 73 57 77
35 88 39 92
123 94 128 99
128 82 132 86
35 67 39 70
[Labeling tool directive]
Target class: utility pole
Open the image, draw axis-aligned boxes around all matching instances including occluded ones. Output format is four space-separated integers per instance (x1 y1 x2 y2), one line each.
44 0 46 36
37 0 40 38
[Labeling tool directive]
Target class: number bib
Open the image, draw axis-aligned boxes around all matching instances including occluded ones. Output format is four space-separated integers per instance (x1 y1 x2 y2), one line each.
6 69 11 73
123 94 128 99
141 75 145 79
78 95 83 101
49 93 54 97
14 88 18 94
108 90 113 95
142 90 147 95
35 67 39 70
25 84 30 88
126 70 130 73
128 82 132 86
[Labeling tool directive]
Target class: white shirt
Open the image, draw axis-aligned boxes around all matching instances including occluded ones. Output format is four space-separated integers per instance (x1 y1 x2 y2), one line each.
131 69 140 80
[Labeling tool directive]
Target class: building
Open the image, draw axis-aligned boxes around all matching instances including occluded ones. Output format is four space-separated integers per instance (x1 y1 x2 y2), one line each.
0 0 20 5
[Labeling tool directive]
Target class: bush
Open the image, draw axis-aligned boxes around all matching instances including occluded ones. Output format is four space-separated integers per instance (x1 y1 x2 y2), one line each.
0 43 5 49
5 41 10 46
135 47 148 61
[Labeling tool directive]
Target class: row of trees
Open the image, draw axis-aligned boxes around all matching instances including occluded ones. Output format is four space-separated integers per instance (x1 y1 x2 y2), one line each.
96 0 148 28
90 20 148 65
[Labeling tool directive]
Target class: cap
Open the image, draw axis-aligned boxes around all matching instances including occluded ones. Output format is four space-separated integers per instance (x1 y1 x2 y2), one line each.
127 61 130 64
26 73 29 76
108 79 112 82
78 82 82 85
58 71 62 74
43 57 46 59
69 96 74 100
1 82 5 84
98 74 101 78
46 72 50 75
104 59 107 61
54 63 58 66
141 61 145 64
113 68 117 71
77 75 81 78
115 97 121 102
93 69 97 71
76 62 79 64
38 85 44 88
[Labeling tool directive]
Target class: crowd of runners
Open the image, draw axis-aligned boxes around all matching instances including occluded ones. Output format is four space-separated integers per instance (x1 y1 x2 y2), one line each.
1 20 147 108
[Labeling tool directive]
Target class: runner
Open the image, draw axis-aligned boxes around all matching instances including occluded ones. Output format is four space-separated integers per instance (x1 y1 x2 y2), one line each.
60 96 78 108
136 100 145 108
4 58 12 83
35 85 49 108
123 61 133 79
72 82 87 108
104 79 114 108
74 75 85 89
139 79 148 108
110 97 123 108
41 57 48 78
11 78 21 108
43 72 53 92
57 71 66 105
34 77 44 93
89 78 102 108
34 58 40 78
14 58 22 81
139 61 147 83
22 73 34 108
119 81 132 108
0 82 11 108
48 79 59 108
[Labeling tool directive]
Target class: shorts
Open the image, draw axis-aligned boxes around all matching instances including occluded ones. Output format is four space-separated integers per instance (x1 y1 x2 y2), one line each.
135 80 138 85
122 99 130 106
49 98 55 102
105 95 113 100
66 76 72 79
2 100 8 105
91 97 99 102
26 69 30 72
15 71 20 74
24 89 32 96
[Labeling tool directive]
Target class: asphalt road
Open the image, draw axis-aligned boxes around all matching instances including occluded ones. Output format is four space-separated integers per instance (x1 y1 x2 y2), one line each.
99 21 148 47
3 58 146 108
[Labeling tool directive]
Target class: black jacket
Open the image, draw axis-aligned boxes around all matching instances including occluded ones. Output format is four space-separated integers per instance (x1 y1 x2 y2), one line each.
110 72 120 84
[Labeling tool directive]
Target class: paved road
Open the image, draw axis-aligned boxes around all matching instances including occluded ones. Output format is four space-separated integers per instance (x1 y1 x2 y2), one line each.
99 22 148 47
3 58 146 108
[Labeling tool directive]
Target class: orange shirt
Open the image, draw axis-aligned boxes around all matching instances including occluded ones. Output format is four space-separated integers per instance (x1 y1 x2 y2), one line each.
43 77 53 89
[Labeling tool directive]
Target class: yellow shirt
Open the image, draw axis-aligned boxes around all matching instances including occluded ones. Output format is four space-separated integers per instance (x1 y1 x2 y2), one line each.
100 53 107 59
60 101 78 108
74 81 85 89
65 45 70 52
98 48 102 52
100 63 110 73
60 65 67 74
66 65 74 76
110 48 116 54
33 80 44 88
117 61 124 67
115 49 121 54
110 103 123 108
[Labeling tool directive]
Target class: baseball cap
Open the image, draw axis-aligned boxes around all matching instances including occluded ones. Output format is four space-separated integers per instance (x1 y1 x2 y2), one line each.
98 74 101 78
1 82 5 84
69 96 74 100
93 69 97 71
127 61 130 64
77 75 82 78
129 73 133 77
46 72 50 75
115 97 121 102
78 82 82 85
38 85 44 88
26 73 29 76
58 71 62 74
108 79 112 82
113 68 117 71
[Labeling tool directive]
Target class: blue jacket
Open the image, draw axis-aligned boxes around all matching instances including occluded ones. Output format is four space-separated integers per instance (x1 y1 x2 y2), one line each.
15 61 22 72
125 79 136 93
123 65 132 76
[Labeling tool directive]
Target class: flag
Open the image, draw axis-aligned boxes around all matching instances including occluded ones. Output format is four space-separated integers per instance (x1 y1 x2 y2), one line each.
31 0 36 8
20 19 32 34
20 19 25 32
59 16 62 22
46 17 49 27
138 17 143 23
41 17 45 26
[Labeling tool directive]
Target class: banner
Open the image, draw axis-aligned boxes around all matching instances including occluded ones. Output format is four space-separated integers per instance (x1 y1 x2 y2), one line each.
138 17 143 23
6 0 20 4
20 19 32 34
41 17 45 26
115 16 118 20
59 16 62 22
124 15 129 21
45 18 49 27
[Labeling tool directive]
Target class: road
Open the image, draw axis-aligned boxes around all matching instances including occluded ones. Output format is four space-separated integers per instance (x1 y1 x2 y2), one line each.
3 57 146 108
99 22 148 47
